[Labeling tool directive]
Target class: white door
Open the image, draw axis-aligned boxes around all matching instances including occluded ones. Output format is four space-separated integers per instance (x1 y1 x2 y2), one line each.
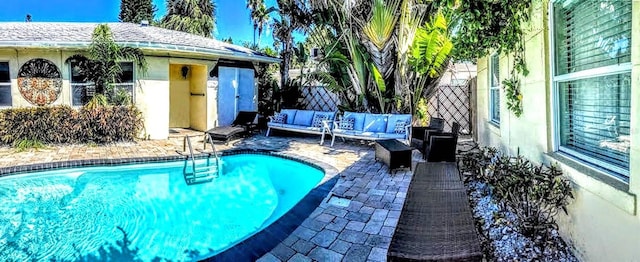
237 68 255 112
217 67 237 126
217 67 256 126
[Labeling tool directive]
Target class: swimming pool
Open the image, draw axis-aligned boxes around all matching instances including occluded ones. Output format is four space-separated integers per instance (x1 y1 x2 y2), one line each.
0 153 325 261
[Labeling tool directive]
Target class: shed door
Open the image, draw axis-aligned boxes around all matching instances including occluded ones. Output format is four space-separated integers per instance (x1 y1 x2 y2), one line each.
217 67 237 126
237 68 255 112
217 67 255 126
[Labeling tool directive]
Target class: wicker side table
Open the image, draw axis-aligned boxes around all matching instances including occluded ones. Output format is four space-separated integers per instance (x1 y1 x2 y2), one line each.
375 139 412 173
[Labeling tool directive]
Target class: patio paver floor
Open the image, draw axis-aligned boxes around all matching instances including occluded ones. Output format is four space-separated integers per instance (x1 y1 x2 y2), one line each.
0 129 437 261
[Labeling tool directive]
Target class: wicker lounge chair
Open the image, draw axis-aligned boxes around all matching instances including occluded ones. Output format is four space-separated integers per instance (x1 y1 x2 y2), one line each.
411 117 445 153
205 111 258 144
388 162 483 262
423 122 460 162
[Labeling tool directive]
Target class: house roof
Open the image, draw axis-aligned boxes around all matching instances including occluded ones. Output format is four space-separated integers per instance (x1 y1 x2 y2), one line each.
0 22 280 64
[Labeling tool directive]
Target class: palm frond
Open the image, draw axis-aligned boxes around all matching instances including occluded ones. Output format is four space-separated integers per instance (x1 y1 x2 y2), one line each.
363 0 400 50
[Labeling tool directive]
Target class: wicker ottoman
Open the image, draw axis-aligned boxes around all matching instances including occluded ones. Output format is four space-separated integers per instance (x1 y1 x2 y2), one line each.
375 139 412 173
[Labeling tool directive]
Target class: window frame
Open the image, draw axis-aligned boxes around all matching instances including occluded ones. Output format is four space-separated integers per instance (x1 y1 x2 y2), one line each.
549 0 632 179
110 61 136 104
0 61 12 107
488 53 501 125
69 61 136 106
69 61 91 107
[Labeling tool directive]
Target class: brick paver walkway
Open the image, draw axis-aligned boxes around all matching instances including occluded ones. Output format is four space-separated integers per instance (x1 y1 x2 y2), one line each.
0 129 426 261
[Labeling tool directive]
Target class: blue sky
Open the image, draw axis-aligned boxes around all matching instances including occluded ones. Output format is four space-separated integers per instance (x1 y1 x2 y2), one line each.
0 0 293 49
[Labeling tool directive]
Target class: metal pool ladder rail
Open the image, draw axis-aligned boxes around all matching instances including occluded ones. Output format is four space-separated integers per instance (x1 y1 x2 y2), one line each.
176 135 221 185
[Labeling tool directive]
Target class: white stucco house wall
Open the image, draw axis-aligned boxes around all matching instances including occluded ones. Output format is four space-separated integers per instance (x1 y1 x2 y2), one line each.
0 22 279 139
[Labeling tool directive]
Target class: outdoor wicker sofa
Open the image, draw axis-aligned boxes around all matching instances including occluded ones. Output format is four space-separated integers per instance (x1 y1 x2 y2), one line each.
266 109 336 145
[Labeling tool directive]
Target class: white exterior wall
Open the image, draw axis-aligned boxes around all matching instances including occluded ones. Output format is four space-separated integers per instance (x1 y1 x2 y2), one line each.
0 48 247 140
474 2 640 261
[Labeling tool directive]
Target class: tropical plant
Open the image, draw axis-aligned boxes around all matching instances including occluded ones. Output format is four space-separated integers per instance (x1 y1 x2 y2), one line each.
66 24 147 105
308 0 449 114
0 105 143 145
247 1 277 46
446 0 533 117
161 0 216 37
408 11 453 115
277 78 306 110
293 41 310 84
119 0 156 24
271 0 313 94
459 146 574 245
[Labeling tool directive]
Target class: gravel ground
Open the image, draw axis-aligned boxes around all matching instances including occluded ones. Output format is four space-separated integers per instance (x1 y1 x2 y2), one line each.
465 180 579 261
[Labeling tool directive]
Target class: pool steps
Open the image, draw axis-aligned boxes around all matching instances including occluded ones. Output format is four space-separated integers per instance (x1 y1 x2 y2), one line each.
176 135 221 185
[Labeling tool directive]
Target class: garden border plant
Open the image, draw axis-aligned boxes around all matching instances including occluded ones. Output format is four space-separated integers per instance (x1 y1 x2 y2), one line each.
458 145 575 259
0 105 144 147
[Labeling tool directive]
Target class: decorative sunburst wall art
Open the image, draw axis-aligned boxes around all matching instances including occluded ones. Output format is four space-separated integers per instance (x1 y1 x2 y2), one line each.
17 58 63 106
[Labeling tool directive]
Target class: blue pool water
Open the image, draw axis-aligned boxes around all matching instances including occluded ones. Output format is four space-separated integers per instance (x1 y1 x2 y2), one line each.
0 154 324 261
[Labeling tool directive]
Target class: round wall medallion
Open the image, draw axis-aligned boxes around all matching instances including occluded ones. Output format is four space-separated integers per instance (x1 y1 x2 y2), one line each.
17 58 63 106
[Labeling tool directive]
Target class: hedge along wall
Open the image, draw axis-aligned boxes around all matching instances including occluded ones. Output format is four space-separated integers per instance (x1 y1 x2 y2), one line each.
0 105 143 145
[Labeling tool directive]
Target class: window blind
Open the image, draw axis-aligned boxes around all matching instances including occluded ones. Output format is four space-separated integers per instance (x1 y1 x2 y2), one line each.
553 0 632 176
554 0 632 75
558 73 631 171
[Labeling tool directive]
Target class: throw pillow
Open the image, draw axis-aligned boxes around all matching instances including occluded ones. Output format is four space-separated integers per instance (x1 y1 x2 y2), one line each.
312 114 329 128
272 113 287 124
338 117 355 130
394 120 409 134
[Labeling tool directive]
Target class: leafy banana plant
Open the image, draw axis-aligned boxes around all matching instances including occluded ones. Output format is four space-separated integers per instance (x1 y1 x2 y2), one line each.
409 11 453 107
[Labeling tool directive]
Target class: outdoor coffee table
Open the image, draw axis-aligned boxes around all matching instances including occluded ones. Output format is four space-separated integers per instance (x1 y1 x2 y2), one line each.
375 139 412 173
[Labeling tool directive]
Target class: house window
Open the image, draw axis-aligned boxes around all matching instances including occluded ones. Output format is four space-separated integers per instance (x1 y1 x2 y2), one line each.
112 62 135 103
489 54 500 124
553 0 631 177
70 61 91 106
0 62 11 106
70 62 135 106
0 62 10 106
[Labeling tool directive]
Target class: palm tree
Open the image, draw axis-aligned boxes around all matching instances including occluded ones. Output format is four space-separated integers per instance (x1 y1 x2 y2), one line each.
246 0 262 44
253 3 276 46
66 24 148 106
161 0 216 37
119 0 156 24
272 0 313 93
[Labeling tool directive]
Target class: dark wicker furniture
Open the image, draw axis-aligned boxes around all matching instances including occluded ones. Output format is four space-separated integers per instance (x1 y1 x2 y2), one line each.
206 111 258 144
388 162 483 261
423 122 460 162
375 139 412 173
411 118 445 155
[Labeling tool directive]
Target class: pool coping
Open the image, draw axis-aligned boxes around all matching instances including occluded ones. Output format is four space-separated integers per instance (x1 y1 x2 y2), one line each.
0 148 341 261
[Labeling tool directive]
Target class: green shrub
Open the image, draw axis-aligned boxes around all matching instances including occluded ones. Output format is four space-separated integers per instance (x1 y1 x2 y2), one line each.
459 146 574 241
0 105 143 145
13 138 46 152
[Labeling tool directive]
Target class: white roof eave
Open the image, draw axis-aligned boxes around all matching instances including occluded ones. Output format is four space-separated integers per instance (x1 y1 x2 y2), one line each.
0 41 281 64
